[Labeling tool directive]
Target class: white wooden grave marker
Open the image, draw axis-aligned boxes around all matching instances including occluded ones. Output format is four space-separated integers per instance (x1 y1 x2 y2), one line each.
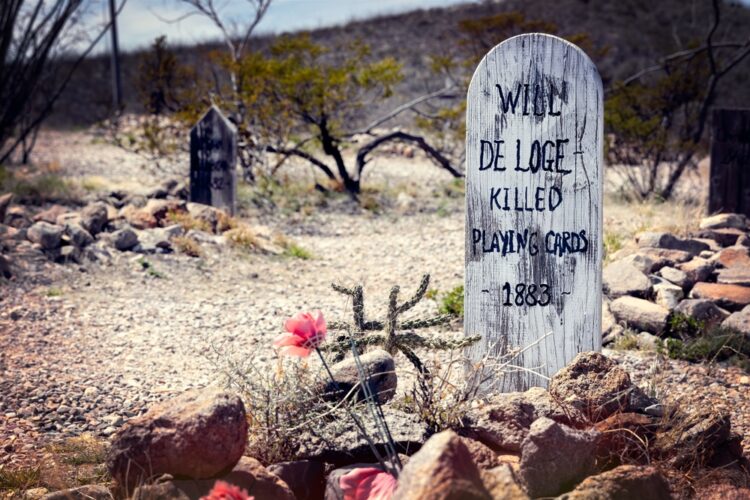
465 34 603 392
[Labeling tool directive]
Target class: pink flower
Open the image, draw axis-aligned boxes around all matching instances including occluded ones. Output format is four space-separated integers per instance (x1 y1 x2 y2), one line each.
200 480 253 500
339 467 398 500
273 310 327 357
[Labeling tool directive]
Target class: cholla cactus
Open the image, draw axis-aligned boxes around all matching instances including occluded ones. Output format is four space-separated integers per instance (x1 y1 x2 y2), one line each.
325 274 481 372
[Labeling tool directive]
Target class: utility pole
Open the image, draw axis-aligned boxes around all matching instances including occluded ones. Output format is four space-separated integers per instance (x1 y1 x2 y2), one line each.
109 0 123 113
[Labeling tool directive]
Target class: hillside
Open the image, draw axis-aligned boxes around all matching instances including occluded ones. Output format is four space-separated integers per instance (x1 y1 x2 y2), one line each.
49 0 750 127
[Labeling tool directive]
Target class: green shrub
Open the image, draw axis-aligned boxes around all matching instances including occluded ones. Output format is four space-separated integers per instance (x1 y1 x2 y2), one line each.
437 285 464 317
666 327 750 369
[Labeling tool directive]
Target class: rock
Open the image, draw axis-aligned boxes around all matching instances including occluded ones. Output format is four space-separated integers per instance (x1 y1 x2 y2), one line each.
394 430 491 500
700 213 748 230
518 417 598 498
634 247 692 271
723 305 750 335
690 282 750 311
603 324 625 345
120 205 158 229
603 260 651 298
609 296 669 334
549 352 633 420
56 211 81 227
0 193 12 222
694 483 750 500
322 349 396 404
678 257 715 287
463 387 579 452
564 465 670 500
602 300 616 335
80 202 109 236
674 299 728 327
5 205 31 228
144 199 187 225
696 228 745 247
107 387 248 489
480 465 529 500
0 254 12 279
617 253 656 274
460 437 502 470
717 267 750 286
65 223 94 248
27 221 63 250
298 407 428 465
33 205 69 224
187 202 228 233
23 488 49 499
56 245 81 264
655 408 731 468
656 266 688 288
717 246 750 268
653 281 684 310
110 227 139 251
41 485 113 500
636 231 709 256
635 331 661 350
267 460 325 500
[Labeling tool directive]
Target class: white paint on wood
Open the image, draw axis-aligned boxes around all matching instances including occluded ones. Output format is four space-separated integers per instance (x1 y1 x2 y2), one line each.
465 34 603 392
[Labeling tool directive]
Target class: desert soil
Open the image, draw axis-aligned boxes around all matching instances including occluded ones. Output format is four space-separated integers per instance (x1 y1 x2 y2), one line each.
1 129 747 471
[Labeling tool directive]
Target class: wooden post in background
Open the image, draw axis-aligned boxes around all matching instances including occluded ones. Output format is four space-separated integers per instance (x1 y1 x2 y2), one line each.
465 34 603 392
709 108 750 217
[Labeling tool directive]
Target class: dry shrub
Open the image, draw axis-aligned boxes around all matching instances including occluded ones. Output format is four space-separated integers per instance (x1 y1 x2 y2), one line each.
216 211 238 233
172 236 203 258
166 210 212 233
224 225 260 252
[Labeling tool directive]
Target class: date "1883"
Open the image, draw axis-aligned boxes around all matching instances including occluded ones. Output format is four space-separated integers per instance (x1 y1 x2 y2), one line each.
501 282 551 306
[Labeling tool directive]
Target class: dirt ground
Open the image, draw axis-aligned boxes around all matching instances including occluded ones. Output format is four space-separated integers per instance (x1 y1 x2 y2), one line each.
1 129 747 480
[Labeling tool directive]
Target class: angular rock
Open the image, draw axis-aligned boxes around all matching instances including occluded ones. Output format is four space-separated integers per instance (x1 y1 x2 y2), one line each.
603 260 651 298
144 199 187 225
463 387 580 452
690 282 750 311
678 257 715 287
107 388 248 490
635 247 692 271
549 352 633 420
610 296 669 334
41 485 113 500
602 300 616 335
323 349 396 404
653 281 684 310
5 205 30 228
0 254 12 279
696 228 745 247
716 246 750 269
0 192 12 222
56 245 81 264
27 221 63 250
480 465 529 500
267 460 325 500
460 437 502 470
65 223 94 248
110 227 139 251
187 202 229 233
700 213 748 231
564 465 670 500
33 205 68 224
297 407 428 465
120 205 158 229
655 408 731 468
723 305 750 335
717 267 750 286
656 266 688 288
80 202 109 236
394 430 491 500
617 253 656 274
636 231 709 256
518 417 598 498
674 299 728 327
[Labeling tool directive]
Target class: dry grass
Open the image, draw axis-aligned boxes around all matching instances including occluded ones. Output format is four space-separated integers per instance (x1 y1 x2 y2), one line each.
172 235 203 258
166 210 212 233
224 225 260 252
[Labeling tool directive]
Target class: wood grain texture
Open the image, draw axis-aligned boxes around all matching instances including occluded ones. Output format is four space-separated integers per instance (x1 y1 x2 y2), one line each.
190 105 237 215
465 34 603 392
709 108 750 217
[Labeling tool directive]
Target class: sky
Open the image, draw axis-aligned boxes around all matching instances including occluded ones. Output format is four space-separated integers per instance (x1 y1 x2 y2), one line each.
104 0 472 52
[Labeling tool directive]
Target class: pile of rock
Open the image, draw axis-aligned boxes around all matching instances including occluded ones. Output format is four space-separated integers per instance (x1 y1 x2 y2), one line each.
42 352 748 499
603 213 750 345
0 179 270 280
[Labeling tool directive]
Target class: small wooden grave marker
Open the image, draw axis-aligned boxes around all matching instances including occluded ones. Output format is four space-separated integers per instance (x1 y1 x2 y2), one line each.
709 108 750 217
190 106 237 215
465 34 603 391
